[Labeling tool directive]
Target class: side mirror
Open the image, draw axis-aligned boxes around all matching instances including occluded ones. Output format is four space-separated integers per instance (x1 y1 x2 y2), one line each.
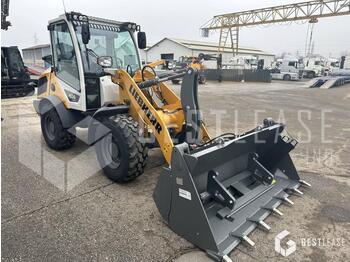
81 23 90 45
137 32 147 49
42 54 52 65
97 56 113 68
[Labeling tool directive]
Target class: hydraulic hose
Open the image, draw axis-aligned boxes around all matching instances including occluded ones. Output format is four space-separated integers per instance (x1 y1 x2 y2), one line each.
138 71 186 89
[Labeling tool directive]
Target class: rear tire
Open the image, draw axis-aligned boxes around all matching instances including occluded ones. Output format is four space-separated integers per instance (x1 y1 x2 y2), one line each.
95 115 148 183
41 108 76 150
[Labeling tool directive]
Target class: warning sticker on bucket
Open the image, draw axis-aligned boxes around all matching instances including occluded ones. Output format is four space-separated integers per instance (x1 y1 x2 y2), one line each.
179 188 191 200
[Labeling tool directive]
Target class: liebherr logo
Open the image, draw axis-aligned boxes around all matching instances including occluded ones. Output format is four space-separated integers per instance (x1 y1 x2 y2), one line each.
129 85 162 134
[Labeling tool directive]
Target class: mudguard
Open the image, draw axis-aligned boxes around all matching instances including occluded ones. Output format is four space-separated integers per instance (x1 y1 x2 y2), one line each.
33 96 84 128
87 105 129 146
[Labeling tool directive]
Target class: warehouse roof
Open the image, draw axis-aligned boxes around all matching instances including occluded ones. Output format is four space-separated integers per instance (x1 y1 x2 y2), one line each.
22 43 154 51
147 37 274 56
22 44 50 51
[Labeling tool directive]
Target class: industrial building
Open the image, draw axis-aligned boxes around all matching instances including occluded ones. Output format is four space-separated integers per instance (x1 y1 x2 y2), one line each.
22 44 51 67
22 39 274 69
143 38 275 66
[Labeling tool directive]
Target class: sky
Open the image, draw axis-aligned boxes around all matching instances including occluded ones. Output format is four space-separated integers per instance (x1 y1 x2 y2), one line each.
2 0 350 57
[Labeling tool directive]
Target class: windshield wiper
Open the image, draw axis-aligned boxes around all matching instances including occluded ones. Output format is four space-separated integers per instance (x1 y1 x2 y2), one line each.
84 47 99 71
86 48 99 58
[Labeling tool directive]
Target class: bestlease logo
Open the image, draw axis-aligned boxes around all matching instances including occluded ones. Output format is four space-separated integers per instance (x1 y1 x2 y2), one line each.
275 230 296 257
275 230 346 257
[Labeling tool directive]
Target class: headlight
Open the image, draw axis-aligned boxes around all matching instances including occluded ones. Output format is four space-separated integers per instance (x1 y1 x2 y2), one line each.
65 90 80 102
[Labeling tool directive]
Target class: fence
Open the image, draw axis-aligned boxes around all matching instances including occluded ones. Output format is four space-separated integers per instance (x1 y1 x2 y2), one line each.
204 69 271 82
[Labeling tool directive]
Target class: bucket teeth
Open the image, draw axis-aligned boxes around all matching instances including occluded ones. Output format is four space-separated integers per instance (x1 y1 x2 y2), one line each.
282 197 294 206
258 220 271 231
248 218 271 232
222 255 233 262
274 196 294 206
299 180 311 187
263 206 284 216
272 207 284 216
291 187 304 196
242 235 255 247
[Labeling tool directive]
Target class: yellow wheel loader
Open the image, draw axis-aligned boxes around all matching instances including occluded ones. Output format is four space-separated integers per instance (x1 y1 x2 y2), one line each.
33 12 310 262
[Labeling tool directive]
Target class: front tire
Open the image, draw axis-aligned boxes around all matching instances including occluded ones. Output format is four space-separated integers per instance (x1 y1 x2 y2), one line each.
283 74 291 81
41 108 76 150
95 115 148 183
199 76 207 84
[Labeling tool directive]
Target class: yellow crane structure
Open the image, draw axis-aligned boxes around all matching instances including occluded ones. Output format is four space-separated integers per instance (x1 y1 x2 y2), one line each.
201 0 350 55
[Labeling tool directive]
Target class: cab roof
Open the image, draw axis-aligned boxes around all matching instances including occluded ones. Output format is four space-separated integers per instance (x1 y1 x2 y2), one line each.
48 12 136 28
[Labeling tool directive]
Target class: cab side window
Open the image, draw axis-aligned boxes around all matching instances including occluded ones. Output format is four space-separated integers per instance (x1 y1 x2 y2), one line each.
51 22 80 91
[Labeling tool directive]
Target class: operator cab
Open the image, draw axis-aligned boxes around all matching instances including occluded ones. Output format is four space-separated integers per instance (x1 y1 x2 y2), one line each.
44 12 146 111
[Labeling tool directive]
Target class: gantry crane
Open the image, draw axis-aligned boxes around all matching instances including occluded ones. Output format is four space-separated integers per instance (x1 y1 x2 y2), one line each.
201 0 350 55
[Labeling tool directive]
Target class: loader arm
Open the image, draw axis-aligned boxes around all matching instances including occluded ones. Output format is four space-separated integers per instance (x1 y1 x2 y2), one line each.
137 67 211 142
114 69 175 164
136 66 210 141
113 67 210 164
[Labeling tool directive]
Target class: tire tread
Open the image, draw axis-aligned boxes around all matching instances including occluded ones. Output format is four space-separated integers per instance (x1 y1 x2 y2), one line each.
98 115 148 182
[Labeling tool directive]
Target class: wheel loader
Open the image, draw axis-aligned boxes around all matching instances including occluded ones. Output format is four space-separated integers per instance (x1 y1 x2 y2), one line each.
33 12 310 262
171 53 222 85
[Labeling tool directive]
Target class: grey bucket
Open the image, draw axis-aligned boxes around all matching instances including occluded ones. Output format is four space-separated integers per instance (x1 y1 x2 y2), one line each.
153 121 306 261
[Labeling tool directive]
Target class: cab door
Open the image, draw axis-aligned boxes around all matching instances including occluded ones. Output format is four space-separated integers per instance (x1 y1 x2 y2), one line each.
49 21 85 111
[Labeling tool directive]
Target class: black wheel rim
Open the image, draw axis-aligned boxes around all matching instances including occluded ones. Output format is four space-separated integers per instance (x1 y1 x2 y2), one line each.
101 134 121 169
44 115 55 140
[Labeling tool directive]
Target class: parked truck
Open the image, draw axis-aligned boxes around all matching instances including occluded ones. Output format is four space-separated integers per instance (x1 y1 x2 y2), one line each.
224 55 258 70
271 56 301 81
324 58 339 75
302 56 325 78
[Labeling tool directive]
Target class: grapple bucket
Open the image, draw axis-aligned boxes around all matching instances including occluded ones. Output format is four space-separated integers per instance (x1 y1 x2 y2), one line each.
153 121 309 261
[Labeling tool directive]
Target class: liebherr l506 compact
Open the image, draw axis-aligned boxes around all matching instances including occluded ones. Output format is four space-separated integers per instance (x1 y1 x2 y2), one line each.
33 12 310 262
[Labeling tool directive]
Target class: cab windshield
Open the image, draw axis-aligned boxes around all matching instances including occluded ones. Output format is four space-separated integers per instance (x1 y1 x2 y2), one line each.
76 25 140 74
330 61 339 67
288 61 298 68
